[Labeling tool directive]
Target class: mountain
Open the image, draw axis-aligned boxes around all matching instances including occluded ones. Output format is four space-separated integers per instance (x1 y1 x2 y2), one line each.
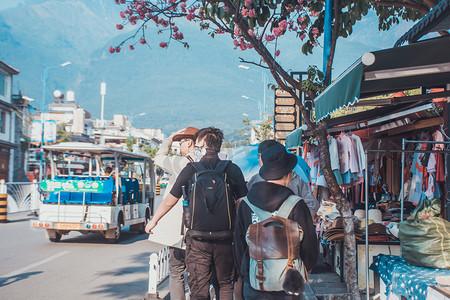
0 0 416 136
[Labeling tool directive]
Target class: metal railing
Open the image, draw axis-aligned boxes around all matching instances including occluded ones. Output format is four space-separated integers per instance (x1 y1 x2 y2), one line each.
146 246 170 299
0 180 41 213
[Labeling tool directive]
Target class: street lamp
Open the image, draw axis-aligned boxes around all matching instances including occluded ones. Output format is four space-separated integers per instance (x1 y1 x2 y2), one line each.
238 65 269 119
241 95 262 120
39 61 71 182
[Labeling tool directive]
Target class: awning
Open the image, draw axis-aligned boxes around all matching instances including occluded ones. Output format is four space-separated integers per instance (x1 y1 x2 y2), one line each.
314 61 364 122
313 35 450 121
285 128 303 148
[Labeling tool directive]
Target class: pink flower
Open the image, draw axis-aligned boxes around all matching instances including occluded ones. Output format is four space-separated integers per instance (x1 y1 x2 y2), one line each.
116 24 123 30
173 32 184 40
152 16 159 23
129 45 135 50
310 11 320 17
161 20 169 27
279 20 287 30
300 34 306 40
159 42 168 48
240 43 247 50
248 29 256 37
311 27 319 35
130 20 137 25
234 26 241 36
115 47 121 53
109 46 115 53
275 49 280 56
186 13 195 21
173 26 179 32
248 9 255 18
244 0 252 7
298 16 306 22
216 29 225 34
140 38 146 44
120 11 126 18
241 7 248 17
233 39 240 46
180 3 186 8
265 34 275 41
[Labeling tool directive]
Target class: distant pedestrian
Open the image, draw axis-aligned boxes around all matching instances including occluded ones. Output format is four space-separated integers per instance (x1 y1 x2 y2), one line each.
247 140 319 217
146 127 248 300
150 127 199 300
234 143 318 299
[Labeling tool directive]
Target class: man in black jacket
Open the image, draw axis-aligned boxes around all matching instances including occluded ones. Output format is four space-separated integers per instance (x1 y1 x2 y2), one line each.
146 127 248 300
234 143 318 299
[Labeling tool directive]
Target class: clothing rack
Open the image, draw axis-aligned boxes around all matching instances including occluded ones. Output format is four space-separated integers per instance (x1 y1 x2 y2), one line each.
363 139 450 300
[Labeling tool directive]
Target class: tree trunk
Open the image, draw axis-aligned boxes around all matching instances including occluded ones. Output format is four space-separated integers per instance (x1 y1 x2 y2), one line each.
316 121 360 300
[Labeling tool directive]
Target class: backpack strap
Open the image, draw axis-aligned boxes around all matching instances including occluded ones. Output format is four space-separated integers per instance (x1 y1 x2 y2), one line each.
190 161 207 172
243 195 302 221
214 160 231 173
243 197 273 221
275 195 302 219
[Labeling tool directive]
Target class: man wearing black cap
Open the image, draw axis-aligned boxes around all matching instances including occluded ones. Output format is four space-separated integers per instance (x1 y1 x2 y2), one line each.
247 140 319 217
234 143 318 299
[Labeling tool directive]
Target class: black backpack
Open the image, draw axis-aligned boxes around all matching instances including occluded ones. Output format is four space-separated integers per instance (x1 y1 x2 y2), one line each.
185 160 235 240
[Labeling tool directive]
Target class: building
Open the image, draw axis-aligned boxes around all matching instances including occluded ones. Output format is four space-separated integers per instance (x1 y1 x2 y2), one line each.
0 60 19 182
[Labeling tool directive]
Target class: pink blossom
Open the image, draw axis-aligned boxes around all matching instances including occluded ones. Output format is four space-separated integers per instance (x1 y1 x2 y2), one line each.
248 29 256 37
152 16 159 23
186 13 195 21
146 13 152 18
273 27 283 37
275 50 280 56
279 20 287 30
265 34 275 41
129 45 135 50
311 27 319 35
116 24 123 30
310 11 320 17
173 26 179 32
161 20 169 27
180 3 186 8
240 43 247 50
159 42 168 48
233 39 240 46
140 38 146 44
130 20 137 25
241 7 248 17
115 47 121 53
300 24 307 30
247 9 255 18
244 0 252 7
300 34 306 40
109 46 115 53
298 16 306 22
120 11 126 18
173 32 184 40
234 26 241 36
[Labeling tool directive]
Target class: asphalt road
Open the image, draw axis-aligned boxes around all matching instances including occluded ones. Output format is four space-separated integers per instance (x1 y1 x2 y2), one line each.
0 192 166 300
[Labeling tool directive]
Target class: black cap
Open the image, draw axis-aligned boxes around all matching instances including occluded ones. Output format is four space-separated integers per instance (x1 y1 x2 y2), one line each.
259 143 297 180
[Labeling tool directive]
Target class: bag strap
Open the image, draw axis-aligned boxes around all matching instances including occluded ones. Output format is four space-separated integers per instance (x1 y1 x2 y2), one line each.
243 195 302 221
243 197 273 221
214 160 231 173
190 161 207 172
276 195 302 218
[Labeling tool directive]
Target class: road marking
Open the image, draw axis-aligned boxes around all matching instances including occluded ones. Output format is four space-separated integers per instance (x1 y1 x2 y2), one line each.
1 251 70 278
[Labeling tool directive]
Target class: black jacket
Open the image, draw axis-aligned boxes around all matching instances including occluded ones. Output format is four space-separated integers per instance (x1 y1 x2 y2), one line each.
233 181 318 279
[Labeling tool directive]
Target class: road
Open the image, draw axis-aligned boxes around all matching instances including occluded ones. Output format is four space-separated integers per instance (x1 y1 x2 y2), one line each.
0 192 166 300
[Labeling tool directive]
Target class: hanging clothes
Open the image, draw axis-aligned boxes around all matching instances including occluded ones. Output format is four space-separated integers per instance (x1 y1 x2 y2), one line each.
328 136 343 185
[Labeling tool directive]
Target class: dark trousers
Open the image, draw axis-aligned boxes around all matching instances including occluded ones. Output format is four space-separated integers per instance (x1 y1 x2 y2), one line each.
186 236 234 300
243 280 303 300
169 247 186 300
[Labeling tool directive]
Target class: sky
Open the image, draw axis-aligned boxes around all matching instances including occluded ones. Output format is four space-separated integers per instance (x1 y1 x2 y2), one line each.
0 0 24 10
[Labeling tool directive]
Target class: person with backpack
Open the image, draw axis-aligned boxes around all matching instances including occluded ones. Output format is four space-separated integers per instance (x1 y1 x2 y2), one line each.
234 143 318 299
247 140 320 217
146 127 248 300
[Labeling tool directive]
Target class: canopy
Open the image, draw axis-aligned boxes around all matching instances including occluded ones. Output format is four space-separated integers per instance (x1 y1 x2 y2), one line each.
314 61 364 122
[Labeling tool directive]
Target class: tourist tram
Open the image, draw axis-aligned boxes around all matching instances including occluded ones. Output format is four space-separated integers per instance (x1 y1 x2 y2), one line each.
32 142 156 243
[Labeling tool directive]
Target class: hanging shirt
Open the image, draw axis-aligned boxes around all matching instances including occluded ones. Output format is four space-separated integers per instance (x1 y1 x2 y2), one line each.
337 134 351 174
350 133 366 172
